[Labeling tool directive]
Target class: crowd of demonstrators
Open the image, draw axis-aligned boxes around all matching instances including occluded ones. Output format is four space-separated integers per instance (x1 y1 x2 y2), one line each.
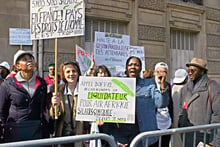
171 69 188 147
101 56 170 147
178 57 220 147
152 62 173 147
49 61 89 147
1 49 220 147
0 61 10 85
0 50 48 142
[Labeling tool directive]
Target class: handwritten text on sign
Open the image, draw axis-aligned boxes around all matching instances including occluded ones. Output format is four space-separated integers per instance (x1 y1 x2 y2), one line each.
76 77 136 124
30 0 85 40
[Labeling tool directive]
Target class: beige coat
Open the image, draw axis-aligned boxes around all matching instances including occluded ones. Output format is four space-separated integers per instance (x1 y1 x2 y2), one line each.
49 84 84 146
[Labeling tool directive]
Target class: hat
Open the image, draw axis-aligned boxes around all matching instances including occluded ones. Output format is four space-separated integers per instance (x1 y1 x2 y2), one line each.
0 61 10 71
173 69 188 84
155 62 168 71
186 57 208 71
14 50 33 65
48 63 55 67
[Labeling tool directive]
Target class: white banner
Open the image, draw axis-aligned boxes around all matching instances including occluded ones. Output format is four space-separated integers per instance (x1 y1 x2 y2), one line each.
9 28 32 45
30 0 85 40
76 45 91 75
94 32 130 66
76 76 136 124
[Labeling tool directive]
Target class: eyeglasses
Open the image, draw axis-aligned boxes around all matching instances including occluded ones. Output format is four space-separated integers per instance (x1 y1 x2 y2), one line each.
20 56 34 62
188 68 197 74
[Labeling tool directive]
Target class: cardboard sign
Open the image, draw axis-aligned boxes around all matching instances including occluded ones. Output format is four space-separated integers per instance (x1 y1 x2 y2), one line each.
76 76 136 124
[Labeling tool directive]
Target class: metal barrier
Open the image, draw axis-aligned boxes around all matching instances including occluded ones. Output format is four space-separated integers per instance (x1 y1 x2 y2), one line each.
130 123 220 147
0 133 117 147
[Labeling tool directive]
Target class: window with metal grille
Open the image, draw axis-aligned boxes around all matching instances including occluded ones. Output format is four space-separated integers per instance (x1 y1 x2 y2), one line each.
170 29 196 51
170 29 197 81
85 18 128 55
182 0 203 5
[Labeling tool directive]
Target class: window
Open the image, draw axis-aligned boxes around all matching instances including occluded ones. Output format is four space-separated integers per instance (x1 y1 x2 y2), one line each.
182 0 203 5
170 29 197 81
85 18 127 55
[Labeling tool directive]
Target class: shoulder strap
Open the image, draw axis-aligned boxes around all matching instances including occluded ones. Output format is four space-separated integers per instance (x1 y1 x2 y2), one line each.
208 80 212 105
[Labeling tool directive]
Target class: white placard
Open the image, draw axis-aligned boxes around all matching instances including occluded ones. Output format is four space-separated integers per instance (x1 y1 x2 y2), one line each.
30 0 85 40
76 45 92 75
76 76 136 124
94 32 130 66
9 28 32 45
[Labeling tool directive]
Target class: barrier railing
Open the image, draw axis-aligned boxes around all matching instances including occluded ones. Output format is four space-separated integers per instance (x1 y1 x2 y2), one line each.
130 123 220 147
0 133 117 147
1 123 220 147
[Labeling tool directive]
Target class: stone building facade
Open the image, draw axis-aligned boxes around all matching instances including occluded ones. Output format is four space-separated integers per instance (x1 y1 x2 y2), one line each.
0 0 220 82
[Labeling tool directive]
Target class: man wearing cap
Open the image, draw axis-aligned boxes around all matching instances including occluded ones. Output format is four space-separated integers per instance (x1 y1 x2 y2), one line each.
0 61 10 85
0 50 49 142
152 62 173 147
171 69 188 147
44 63 56 86
178 57 220 147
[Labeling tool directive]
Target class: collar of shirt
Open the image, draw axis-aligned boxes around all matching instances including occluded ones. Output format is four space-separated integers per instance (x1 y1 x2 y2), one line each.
15 71 36 83
64 82 79 96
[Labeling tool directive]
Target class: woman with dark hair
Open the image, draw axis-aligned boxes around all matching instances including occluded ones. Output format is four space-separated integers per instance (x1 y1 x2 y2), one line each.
93 65 111 77
49 61 84 147
107 56 170 147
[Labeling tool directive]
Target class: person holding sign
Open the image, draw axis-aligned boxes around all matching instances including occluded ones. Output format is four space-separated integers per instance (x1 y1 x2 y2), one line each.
49 61 87 147
107 56 170 147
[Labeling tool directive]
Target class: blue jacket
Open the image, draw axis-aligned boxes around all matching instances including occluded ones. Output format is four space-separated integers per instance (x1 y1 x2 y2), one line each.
136 78 170 145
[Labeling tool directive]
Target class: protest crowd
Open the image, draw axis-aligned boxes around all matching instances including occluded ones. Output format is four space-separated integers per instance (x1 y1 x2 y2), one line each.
0 2 219 147
0 46 219 147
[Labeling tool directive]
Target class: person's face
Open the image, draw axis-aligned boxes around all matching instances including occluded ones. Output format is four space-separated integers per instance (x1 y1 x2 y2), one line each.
0 66 8 79
16 54 34 72
126 58 141 78
63 64 79 83
188 66 204 81
154 66 167 83
97 69 109 77
49 66 55 76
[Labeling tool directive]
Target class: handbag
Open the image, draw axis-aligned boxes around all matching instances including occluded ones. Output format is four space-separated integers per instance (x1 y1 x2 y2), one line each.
4 120 42 142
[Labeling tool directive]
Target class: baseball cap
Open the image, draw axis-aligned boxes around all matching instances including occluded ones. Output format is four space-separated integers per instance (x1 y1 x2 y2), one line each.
173 69 188 84
0 61 10 71
155 62 168 71
14 50 33 65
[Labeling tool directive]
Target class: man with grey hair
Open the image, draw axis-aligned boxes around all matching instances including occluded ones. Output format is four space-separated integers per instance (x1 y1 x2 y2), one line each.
152 62 173 147
178 57 220 147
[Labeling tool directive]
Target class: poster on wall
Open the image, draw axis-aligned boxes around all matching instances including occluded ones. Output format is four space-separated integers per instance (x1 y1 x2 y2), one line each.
30 0 85 40
76 76 136 124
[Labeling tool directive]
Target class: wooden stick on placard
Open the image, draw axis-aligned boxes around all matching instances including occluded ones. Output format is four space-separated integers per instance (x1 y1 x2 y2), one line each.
54 38 58 119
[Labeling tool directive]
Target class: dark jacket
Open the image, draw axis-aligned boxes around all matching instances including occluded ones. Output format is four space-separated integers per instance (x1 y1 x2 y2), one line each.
178 74 220 147
0 73 47 142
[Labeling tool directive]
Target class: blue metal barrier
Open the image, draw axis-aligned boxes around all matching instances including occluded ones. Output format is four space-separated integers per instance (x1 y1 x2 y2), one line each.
0 133 117 147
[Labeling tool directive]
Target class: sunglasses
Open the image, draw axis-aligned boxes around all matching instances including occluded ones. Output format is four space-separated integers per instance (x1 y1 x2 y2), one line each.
188 68 198 74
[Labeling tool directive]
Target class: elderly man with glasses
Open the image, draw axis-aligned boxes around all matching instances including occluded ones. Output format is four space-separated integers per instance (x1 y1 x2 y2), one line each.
178 57 220 147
